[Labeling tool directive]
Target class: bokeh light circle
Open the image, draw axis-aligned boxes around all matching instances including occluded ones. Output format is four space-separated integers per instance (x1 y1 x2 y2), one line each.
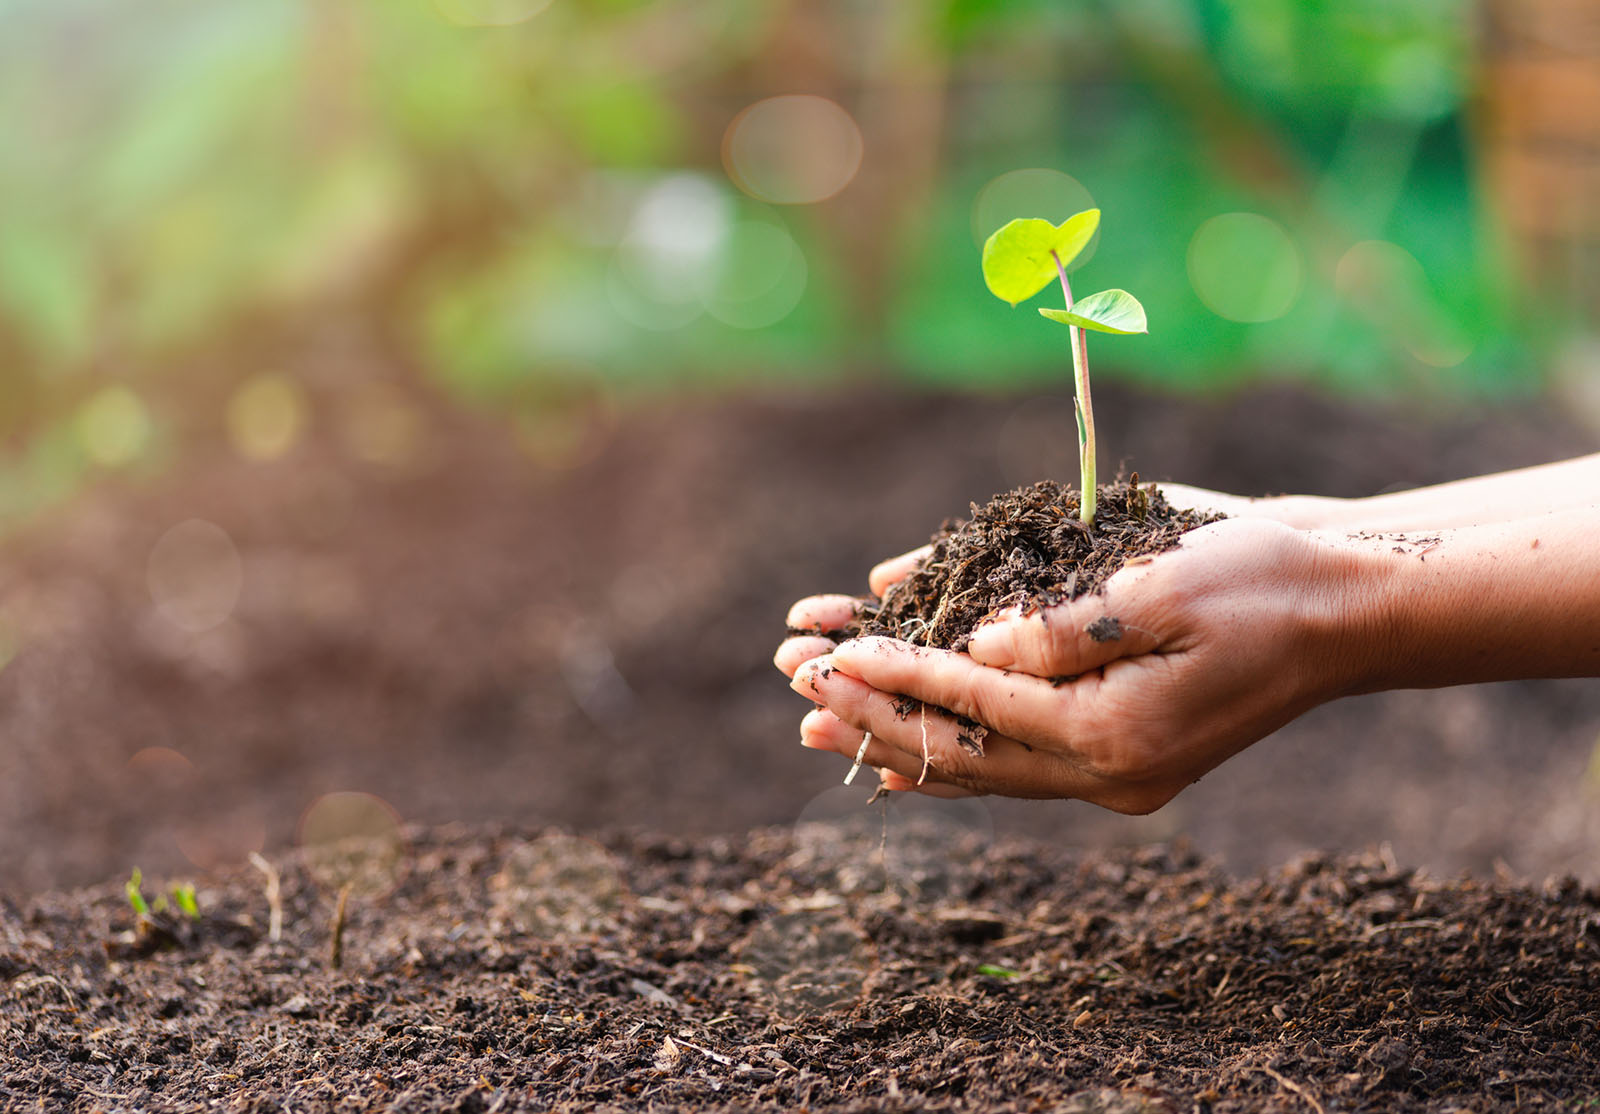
881 793 995 903
298 791 407 898
147 519 243 633
790 784 892 894
176 811 268 873
433 0 552 28
972 169 1098 263
226 374 308 462
339 383 432 470
617 175 729 305
490 833 627 936
738 905 872 1017
1186 212 1303 323
512 391 616 471
1334 240 1474 368
701 219 808 329
76 386 153 467
723 95 863 205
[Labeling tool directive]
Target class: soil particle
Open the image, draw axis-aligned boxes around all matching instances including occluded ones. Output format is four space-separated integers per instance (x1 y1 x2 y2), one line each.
1085 616 1125 643
849 480 1221 652
2 826 1597 1112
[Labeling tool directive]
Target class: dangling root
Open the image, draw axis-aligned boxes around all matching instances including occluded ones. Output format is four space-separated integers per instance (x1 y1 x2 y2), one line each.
843 731 873 786
916 703 933 785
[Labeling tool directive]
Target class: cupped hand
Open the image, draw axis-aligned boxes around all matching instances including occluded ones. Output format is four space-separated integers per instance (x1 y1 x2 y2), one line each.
773 544 930 679
783 517 1378 812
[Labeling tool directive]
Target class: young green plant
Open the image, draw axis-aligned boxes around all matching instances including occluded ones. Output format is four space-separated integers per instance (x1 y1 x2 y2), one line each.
980 209 1147 527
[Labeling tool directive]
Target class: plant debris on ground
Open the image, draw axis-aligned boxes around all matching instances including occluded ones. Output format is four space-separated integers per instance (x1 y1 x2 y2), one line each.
848 479 1223 651
2 825 1597 1112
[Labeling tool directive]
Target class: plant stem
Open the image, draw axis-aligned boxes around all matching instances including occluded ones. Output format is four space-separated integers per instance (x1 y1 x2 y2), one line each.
1051 251 1096 526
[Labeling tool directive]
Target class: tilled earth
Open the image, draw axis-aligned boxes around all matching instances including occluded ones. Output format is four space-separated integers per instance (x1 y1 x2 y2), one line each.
3 825 1597 1112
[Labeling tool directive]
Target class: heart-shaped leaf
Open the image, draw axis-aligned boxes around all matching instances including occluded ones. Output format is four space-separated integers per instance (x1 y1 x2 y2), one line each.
1037 288 1147 335
981 210 1100 306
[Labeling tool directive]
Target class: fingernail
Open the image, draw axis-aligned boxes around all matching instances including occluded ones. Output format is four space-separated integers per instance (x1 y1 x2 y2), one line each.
790 657 833 697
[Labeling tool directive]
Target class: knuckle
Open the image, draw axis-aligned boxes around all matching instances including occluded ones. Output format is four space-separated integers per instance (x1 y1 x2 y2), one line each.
1080 733 1161 784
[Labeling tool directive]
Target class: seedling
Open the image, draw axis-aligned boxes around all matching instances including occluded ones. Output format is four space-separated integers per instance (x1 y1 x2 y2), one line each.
125 868 150 917
976 962 1025 980
981 209 1147 527
124 867 201 921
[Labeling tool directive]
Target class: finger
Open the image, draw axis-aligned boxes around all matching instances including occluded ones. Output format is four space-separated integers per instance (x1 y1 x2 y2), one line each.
785 594 862 634
800 707 962 789
1156 482 1249 517
774 635 836 678
878 768 976 799
965 593 1162 677
824 636 1078 748
868 546 932 597
792 654 1085 798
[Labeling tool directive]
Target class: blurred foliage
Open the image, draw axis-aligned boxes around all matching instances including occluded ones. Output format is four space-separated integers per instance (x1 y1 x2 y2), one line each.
0 0 1588 513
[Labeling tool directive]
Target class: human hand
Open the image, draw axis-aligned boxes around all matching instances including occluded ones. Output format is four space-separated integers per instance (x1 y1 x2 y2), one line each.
781 518 1378 812
774 544 929 679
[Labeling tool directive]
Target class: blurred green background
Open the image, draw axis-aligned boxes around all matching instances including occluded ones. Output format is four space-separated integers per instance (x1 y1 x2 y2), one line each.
3 0 1597 520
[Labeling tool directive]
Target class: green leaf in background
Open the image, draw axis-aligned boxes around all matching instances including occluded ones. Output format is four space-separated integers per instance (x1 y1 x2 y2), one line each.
1038 288 1148 334
980 210 1100 305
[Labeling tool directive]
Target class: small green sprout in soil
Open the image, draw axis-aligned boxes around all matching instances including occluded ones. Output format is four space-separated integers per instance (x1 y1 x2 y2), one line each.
980 209 1147 528
976 963 1025 979
124 868 150 917
125 867 201 921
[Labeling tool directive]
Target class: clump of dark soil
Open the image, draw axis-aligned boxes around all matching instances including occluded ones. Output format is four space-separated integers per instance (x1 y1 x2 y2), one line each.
3 824 1597 1112
850 479 1223 651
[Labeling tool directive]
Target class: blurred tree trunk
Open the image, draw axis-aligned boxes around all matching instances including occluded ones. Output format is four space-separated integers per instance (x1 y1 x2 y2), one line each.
1478 0 1600 317
739 0 949 371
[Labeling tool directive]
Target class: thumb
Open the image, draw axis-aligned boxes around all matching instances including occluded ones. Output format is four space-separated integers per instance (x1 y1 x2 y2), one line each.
966 564 1166 677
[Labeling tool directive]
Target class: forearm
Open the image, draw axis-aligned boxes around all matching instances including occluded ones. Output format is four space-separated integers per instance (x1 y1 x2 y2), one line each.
1265 453 1600 532
1330 505 1600 693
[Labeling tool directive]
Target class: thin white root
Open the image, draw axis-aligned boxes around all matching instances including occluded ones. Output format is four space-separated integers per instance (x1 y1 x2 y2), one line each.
917 703 932 785
843 731 873 785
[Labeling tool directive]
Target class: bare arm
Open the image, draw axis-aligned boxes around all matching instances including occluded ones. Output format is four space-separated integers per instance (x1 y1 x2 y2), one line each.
1164 452 1600 531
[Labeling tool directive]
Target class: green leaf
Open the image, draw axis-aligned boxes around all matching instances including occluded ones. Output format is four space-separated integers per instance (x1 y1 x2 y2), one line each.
1038 288 1148 335
125 868 149 917
172 884 200 920
976 963 1024 979
981 210 1100 306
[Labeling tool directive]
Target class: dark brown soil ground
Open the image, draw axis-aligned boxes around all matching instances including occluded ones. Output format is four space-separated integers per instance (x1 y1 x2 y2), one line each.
2 380 1599 1110
3 825 1597 1112
850 479 1222 651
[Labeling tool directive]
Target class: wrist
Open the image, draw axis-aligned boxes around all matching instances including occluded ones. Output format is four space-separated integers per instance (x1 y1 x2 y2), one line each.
1296 530 1408 699
1320 509 1600 692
